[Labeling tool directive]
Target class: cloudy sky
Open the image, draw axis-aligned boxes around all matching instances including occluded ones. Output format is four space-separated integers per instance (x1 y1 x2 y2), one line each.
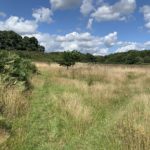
0 0 150 55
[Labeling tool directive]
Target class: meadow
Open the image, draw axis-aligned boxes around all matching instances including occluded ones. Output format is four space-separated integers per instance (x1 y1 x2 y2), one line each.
0 63 150 150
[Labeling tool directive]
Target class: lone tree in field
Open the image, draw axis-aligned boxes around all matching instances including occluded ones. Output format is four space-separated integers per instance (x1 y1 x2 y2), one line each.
59 50 80 69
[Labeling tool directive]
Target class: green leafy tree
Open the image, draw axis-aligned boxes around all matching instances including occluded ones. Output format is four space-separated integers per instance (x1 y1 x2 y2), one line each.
58 51 80 69
0 31 45 52
0 31 22 50
125 52 138 64
85 53 97 63
38 45 45 52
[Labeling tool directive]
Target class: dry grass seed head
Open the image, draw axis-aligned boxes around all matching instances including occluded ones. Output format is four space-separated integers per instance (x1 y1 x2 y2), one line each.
60 92 92 123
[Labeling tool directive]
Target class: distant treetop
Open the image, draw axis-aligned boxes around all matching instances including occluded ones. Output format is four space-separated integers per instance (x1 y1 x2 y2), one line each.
0 30 45 52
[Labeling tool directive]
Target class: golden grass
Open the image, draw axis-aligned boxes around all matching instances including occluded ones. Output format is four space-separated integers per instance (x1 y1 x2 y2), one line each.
114 93 150 150
0 83 28 146
34 62 51 68
0 85 28 118
36 63 150 149
60 92 92 123
1 62 149 149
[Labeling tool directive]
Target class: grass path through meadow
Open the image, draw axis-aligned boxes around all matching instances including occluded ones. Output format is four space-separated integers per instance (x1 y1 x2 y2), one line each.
1 64 150 150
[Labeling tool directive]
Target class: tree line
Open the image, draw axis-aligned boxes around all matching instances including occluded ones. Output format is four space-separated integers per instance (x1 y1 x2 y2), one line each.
0 31 45 52
1 31 150 66
15 50 150 68
103 50 150 64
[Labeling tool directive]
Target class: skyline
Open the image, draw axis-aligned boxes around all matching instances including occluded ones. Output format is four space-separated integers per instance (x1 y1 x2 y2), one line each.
0 0 150 55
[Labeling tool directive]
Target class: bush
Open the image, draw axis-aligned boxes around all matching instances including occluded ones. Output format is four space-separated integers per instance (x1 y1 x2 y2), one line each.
0 51 37 87
58 50 80 69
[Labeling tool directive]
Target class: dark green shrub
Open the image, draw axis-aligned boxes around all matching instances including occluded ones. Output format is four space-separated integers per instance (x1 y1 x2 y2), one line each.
0 51 37 87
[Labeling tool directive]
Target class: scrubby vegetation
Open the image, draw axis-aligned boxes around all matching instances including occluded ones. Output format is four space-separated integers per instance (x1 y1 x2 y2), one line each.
0 51 37 145
0 51 37 87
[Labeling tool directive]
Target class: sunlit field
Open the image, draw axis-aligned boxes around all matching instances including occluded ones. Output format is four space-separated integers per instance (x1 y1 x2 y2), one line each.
1 63 150 150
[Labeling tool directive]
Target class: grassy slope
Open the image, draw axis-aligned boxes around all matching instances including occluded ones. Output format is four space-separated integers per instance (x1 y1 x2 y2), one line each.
1 63 150 150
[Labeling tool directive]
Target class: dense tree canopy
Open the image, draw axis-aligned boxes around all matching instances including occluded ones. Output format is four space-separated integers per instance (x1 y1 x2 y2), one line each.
0 31 45 52
102 50 150 64
58 50 81 69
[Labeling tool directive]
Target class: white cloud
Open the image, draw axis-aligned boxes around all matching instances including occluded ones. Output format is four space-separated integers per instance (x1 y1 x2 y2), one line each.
144 41 150 47
0 16 38 34
140 5 150 30
0 12 6 18
116 44 138 53
50 0 82 10
80 0 94 16
24 31 118 55
92 5 121 21
91 0 136 22
87 18 93 29
24 33 61 51
93 48 108 56
103 32 118 47
116 42 145 53
32 7 53 23
56 32 93 42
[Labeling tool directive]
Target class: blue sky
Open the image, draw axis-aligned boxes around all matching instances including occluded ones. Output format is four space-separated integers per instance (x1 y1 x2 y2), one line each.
0 0 150 55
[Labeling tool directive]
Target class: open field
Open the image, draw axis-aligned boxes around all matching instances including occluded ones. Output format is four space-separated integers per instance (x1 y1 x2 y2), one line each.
0 63 150 150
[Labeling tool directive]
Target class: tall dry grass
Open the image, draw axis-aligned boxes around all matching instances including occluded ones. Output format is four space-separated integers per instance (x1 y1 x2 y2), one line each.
36 63 150 149
114 94 150 150
0 84 28 118
0 82 29 146
59 92 92 123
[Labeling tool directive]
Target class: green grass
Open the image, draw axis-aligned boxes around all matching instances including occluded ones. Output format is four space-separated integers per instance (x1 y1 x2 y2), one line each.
0 63 150 150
